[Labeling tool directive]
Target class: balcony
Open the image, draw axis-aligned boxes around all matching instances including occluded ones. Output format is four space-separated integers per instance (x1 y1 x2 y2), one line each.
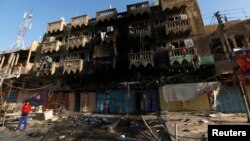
41 40 61 53
129 51 155 68
94 57 115 65
70 15 89 28
127 2 150 16
63 59 84 74
168 47 198 66
165 20 191 35
5 64 28 79
36 63 57 76
94 57 116 69
129 24 151 38
96 8 117 23
47 20 66 33
13 65 29 75
66 36 89 50
161 0 189 11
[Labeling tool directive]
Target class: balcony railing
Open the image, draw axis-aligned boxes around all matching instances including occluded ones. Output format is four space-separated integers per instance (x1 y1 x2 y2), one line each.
93 57 116 69
47 20 66 33
63 59 84 74
127 2 150 16
96 8 117 23
71 15 89 28
129 51 155 67
168 47 198 65
165 20 191 35
66 36 89 50
41 40 61 53
161 0 189 10
95 58 115 65
169 47 197 57
129 25 151 37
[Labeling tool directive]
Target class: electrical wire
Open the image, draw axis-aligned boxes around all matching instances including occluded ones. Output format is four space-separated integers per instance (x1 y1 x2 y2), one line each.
202 7 250 16
3 81 56 91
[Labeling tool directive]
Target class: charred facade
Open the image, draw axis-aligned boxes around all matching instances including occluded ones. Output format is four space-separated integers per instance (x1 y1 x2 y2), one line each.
1 0 229 113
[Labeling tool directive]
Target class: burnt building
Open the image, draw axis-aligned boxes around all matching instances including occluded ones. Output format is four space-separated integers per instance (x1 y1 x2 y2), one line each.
205 19 250 113
1 0 218 113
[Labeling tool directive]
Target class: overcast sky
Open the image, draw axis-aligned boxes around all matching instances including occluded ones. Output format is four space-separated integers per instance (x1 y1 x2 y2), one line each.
0 0 249 51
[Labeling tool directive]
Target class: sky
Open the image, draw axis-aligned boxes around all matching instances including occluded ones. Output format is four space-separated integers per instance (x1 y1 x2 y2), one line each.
0 0 249 51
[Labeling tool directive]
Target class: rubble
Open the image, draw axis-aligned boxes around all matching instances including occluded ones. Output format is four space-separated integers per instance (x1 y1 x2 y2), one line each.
0 110 249 141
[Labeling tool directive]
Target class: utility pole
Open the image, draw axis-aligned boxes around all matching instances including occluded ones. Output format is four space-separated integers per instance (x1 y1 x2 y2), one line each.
215 11 250 122
120 81 139 118
214 11 232 53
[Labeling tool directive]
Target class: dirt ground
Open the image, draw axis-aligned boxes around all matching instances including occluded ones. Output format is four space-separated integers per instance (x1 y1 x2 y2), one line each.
0 111 249 141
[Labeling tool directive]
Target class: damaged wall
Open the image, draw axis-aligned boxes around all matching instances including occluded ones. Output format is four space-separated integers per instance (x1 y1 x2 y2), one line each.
80 92 96 113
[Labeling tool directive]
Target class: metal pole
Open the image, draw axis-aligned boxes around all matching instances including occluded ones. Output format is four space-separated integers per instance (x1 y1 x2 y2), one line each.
175 124 178 141
238 80 250 122
2 111 6 127
126 83 128 118
127 84 130 118
119 81 139 119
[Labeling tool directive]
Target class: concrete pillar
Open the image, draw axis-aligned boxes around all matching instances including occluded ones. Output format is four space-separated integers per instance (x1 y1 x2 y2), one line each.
229 35 238 49
26 50 32 65
14 53 19 65
9 54 16 75
241 81 250 122
244 35 250 47
0 56 5 69
220 37 227 53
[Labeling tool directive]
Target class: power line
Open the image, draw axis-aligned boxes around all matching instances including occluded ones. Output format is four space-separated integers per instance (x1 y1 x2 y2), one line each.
202 7 250 16
3 81 56 91
220 10 250 15
209 16 215 25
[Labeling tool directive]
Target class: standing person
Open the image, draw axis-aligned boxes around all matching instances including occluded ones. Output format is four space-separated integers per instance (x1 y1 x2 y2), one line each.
16 100 32 131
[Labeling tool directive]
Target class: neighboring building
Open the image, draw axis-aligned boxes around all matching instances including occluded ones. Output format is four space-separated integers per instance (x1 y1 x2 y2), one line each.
1 0 225 113
205 19 250 113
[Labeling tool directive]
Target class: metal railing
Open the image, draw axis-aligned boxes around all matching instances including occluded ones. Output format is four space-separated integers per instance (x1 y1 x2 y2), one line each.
165 19 190 30
129 51 155 61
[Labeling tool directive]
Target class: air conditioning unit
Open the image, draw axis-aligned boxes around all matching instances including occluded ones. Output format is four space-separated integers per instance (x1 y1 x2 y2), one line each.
107 26 114 32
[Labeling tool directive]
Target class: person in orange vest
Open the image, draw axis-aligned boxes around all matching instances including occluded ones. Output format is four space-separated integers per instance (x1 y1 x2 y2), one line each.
16 100 32 131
